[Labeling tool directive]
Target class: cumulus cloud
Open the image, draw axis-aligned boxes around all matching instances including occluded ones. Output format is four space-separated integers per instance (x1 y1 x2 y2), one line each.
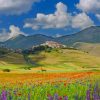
24 2 71 30
0 25 26 42
76 0 100 14
9 25 26 38
72 13 94 29
0 0 40 15
24 2 94 30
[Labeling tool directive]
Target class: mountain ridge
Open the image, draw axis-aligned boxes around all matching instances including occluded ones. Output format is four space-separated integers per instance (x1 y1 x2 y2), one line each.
0 26 100 49
57 26 100 46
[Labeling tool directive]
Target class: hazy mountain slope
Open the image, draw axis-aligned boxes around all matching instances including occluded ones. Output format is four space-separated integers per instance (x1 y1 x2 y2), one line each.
1 34 26 49
73 42 100 57
57 26 100 46
1 26 100 49
3 34 55 49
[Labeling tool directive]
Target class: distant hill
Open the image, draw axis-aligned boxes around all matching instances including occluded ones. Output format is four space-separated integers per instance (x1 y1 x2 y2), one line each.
1 34 54 49
73 42 100 57
57 26 100 46
0 26 100 49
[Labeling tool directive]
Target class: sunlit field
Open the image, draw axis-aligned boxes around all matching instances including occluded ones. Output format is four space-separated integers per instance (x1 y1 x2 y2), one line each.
0 72 99 100
0 49 100 72
0 49 100 100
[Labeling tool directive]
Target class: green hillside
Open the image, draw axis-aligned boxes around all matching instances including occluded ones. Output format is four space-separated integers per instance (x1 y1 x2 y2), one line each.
0 52 28 71
28 49 100 72
0 48 100 72
73 42 100 57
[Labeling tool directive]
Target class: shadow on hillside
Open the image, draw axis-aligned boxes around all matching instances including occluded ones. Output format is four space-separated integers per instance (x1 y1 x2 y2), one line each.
22 53 46 70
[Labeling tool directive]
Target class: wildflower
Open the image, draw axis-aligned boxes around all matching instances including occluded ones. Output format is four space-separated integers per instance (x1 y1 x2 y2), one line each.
53 93 59 100
93 83 100 100
86 90 90 100
48 95 53 100
64 83 67 87
64 96 68 100
59 96 62 100
1 90 7 100
93 93 100 100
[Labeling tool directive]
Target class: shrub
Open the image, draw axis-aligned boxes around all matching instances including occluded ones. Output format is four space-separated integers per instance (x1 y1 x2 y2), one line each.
3 69 11 72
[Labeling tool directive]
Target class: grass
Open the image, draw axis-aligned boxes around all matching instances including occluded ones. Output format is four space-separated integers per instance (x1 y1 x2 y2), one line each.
73 42 100 57
0 49 100 72
29 49 100 72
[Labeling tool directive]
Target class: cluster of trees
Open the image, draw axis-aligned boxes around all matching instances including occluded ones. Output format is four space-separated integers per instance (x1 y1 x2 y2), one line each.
22 45 53 54
0 47 10 56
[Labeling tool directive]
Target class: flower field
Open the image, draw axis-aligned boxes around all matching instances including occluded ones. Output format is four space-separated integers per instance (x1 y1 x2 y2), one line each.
0 72 99 100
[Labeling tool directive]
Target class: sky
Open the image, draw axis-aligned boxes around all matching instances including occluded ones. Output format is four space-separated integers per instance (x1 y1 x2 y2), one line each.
0 0 100 41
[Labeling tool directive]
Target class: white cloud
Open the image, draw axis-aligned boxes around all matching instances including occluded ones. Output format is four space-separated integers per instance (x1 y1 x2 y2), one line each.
24 2 94 30
96 14 100 20
72 13 94 29
0 0 40 15
0 25 26 42
76 0 100 13
9 25 26 38
24 2 71 30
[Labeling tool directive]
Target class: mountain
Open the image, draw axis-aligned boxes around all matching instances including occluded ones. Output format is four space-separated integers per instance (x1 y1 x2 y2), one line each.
0 26 100 49
56 26 100 46
2 34 54 49
73 42 100 57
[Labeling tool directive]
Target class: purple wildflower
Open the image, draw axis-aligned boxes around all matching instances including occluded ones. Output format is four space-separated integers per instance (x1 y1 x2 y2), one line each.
64 96 68 100
93 82 100 100
86 90 90 100
93 93 100 100
48 95 53 100
1 90 7 100
54 93 59 100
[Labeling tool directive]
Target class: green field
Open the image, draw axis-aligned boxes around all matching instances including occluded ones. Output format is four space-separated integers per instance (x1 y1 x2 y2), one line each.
0 48 100 72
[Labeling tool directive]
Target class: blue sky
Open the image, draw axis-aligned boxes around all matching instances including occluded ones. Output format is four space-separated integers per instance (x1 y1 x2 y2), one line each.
0 0 100 41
